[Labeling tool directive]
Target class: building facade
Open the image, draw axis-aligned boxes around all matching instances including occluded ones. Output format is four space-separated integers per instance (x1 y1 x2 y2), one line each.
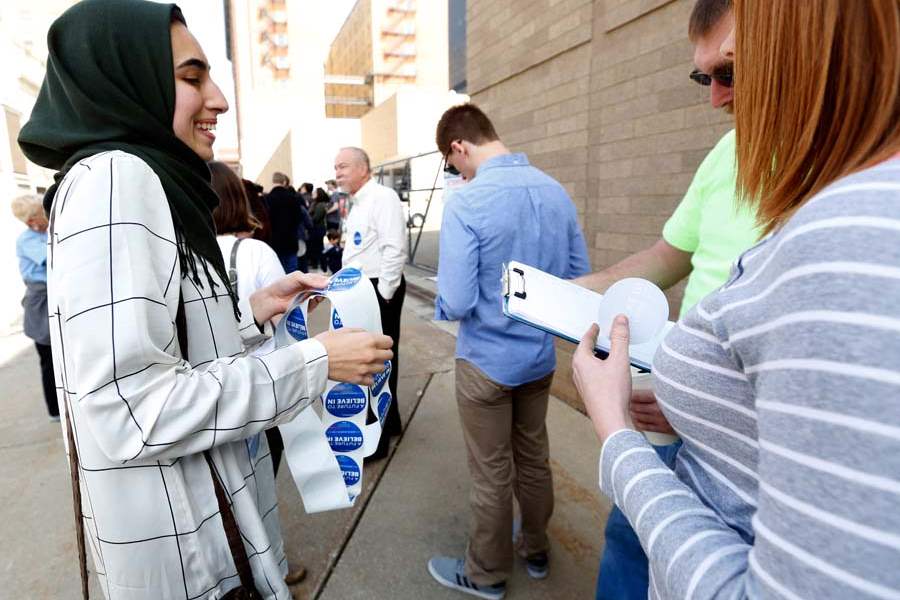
226 0 362 185
325 0 449 118
448 0 467 92
466 0 732 404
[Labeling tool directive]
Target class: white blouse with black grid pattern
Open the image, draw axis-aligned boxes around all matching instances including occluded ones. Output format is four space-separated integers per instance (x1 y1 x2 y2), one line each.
48 151 328 599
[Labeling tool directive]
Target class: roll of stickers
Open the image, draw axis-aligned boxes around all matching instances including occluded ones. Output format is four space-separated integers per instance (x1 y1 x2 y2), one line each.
275 266 393 512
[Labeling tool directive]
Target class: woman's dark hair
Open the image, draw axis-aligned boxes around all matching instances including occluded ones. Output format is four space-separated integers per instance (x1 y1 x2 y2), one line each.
299 182 314 195
243 179 272 243
313 187 330 202
209 161 260 234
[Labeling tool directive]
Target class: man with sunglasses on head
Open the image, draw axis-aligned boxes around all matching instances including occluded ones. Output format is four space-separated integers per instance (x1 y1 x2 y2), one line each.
428 104 590 600
576 1 761 599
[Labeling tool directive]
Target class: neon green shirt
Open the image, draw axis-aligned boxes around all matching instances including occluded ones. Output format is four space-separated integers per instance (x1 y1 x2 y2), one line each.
662 130 761 316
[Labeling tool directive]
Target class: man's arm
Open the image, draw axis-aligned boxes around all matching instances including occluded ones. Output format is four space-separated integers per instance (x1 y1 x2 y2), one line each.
566 209 592 279
575 238 693 293
374 190 409 300
434 200 479 321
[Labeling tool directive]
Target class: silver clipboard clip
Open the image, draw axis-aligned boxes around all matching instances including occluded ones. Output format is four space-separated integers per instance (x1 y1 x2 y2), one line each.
502 264 527 300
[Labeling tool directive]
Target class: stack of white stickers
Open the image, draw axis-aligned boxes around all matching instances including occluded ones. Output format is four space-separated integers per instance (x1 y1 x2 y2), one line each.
274 266 392 513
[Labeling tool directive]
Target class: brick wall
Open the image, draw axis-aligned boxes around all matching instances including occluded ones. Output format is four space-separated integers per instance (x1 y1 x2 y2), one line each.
467 0 733 408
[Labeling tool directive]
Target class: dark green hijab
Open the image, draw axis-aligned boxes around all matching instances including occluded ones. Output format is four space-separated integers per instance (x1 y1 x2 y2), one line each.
18 0 237 315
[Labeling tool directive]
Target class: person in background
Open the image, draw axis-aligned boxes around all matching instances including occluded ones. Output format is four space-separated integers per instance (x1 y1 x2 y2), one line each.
322 229 344 274
326 189 343 231
574 1 900 597
298 182 313 209
308 187 330 271
335 146 409 460
296 191 313 274
265 171 303 273
209 160 308 587
428 104 591 600
324 178 344 229
574 2 762 598
11 194 58 422
243 178 272 245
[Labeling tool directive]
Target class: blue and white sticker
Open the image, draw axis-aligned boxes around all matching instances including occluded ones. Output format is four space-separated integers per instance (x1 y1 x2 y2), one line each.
332 308 343 329
324 383 367 417
326 421 365 453
377 392 392 423
353 231 362 246
371 360 392 396
336 455 361 487
328 267 362 292
285 306 308 340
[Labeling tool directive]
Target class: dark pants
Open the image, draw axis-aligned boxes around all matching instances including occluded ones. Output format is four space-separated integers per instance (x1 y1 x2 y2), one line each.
595 441 681 600
278 253 298 274
367 276 405 459
307 226 326 270
323 247 343 274
35 342 59 417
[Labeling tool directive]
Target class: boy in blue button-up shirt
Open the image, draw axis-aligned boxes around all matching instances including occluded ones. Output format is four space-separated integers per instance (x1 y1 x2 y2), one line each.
428 104 590 600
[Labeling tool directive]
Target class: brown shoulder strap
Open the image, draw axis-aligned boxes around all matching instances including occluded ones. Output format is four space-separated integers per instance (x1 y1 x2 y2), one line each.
65 412 90 600
51 194 90 600
177 293 261 599
204 452 262 599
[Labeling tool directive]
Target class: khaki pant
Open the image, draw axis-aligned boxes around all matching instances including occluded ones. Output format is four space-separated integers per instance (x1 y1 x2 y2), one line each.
455 359 555 585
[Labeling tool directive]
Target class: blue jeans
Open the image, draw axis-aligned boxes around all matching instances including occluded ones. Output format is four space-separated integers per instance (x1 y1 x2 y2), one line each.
279 253 298 274
595 441 682 600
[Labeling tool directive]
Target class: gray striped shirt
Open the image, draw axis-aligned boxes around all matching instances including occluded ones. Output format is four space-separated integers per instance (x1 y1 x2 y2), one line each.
600 156 900 599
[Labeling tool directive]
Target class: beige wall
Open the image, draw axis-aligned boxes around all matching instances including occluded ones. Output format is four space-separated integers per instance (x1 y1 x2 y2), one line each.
326 0 450 118
325 0 374 118
467 0 732 406
360 94 399 165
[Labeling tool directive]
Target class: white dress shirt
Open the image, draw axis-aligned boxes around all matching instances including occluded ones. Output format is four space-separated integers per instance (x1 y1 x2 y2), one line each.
341 178 408 300
48 151 329 599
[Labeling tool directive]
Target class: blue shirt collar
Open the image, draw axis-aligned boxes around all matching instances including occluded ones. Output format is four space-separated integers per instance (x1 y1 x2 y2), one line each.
476 152 530 176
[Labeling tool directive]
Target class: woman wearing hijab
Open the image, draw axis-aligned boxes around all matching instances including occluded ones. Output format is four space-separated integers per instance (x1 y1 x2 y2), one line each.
574 1 900 598
18 2 392 598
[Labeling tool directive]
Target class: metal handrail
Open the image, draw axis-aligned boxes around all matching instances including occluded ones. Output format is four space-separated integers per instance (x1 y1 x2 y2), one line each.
372 150 446 271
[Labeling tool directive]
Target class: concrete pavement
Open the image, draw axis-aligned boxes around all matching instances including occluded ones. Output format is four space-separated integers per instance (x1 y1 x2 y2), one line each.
0 281 612 599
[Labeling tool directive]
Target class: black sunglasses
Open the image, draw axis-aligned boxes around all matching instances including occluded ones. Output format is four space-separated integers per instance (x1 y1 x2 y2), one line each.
443 149 460 176
689 66 733 88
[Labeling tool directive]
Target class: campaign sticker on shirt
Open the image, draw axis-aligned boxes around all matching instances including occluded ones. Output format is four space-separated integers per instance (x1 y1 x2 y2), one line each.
328 267 362 292
332 308 343 329
326 421 364 453
336 455 361 487
377 392 392 423
285 306 308 340
371 360 392 396
324 383 367 417
353 231 362 246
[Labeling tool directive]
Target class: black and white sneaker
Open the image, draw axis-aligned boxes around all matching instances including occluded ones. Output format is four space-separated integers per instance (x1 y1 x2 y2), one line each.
427 556 506 600
524 552 549 579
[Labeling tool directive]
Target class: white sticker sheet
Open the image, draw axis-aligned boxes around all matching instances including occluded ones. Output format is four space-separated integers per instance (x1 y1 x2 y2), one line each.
274 266 393 513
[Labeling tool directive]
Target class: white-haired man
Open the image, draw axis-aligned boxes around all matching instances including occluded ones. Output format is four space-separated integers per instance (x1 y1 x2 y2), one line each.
334 146 409 459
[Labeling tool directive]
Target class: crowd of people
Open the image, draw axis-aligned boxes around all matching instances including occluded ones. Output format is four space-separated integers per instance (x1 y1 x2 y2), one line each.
246 171 345 276
9 0 899 598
